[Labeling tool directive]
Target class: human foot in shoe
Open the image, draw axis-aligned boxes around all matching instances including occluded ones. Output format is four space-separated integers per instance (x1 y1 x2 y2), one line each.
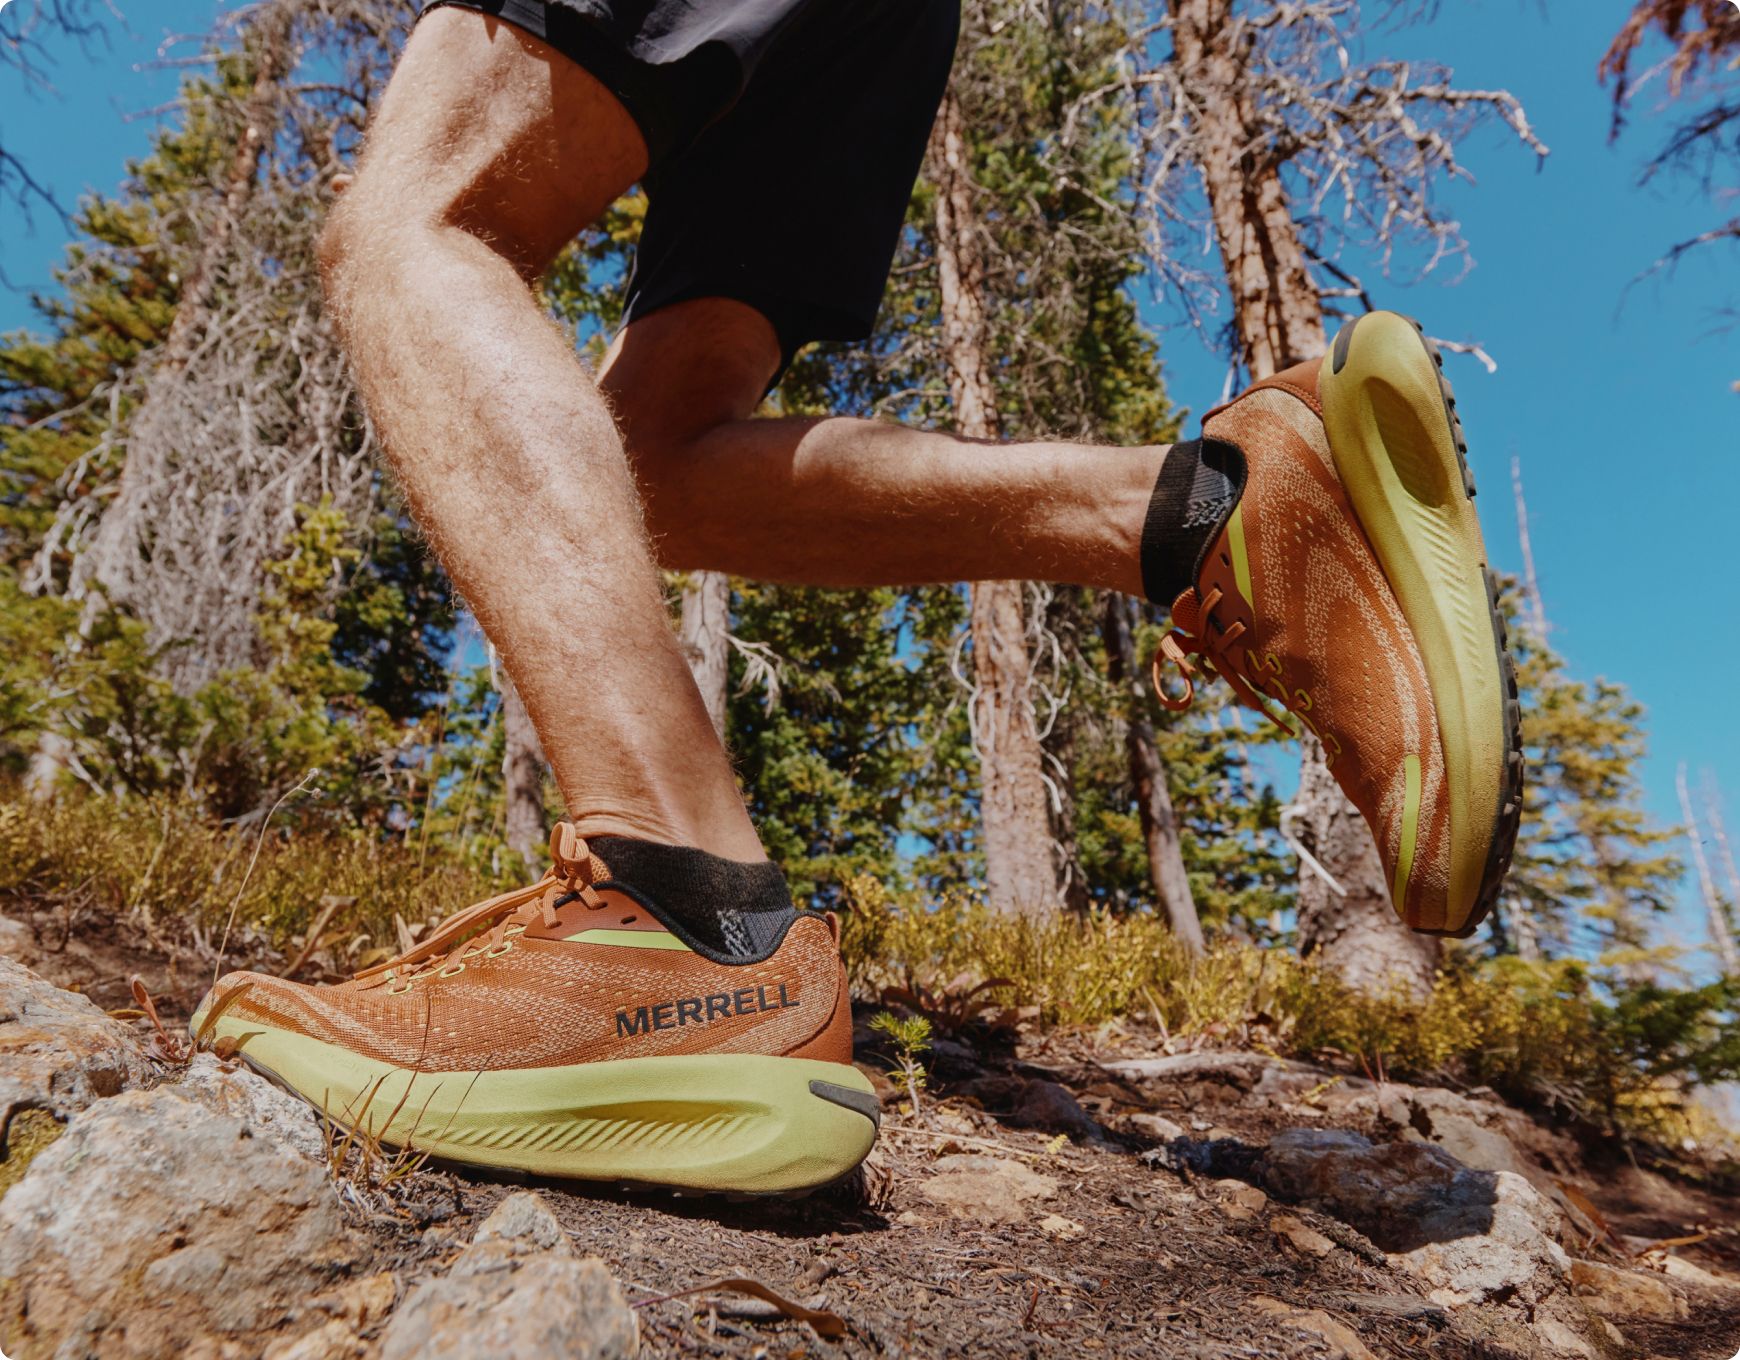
191 824 877 1194
1150 311 1522 935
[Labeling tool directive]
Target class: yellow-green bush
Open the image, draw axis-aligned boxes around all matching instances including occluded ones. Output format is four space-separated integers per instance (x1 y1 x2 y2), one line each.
842 876 1740 1140
2 794 1733 1144
0 792 508 957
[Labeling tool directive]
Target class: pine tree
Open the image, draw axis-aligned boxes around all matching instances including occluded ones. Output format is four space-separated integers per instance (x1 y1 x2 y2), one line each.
1501 596 1681 967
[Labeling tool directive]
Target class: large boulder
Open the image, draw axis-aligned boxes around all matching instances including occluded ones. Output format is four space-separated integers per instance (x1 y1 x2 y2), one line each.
380 1192 637 1360
0 957 153 1193
0 1084 360 1358
1256 1128 1570 1307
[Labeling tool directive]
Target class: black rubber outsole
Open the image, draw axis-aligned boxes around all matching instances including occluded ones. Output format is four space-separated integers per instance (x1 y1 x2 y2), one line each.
1395 315 1525 939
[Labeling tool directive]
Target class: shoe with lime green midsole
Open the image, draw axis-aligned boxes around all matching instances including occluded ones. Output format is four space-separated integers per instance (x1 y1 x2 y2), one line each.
1319 309 1521 934
207 1017 880 1194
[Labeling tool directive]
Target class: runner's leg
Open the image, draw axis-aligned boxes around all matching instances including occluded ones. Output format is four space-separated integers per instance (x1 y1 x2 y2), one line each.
601 297 1167 596
320 8 762 859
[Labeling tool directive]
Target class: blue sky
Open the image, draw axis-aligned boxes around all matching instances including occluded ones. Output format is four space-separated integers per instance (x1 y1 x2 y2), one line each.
3 1 1736 969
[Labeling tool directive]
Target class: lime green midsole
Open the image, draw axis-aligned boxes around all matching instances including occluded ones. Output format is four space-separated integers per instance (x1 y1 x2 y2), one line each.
1319 310 1504 927
204 1016 878 1193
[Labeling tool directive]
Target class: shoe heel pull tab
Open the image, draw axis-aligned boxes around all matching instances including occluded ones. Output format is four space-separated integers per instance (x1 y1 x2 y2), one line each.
823 910 843 946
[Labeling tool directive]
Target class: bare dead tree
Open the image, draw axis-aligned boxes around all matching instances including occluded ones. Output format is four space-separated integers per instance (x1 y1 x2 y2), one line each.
1511 454 1549 641
33 0 418 691
929 88 1060 918
0 0 122 243
1102 591 1205 952
499 672 548 862
1601 1 1739 387
678 570 731 739
1679 761 1739 978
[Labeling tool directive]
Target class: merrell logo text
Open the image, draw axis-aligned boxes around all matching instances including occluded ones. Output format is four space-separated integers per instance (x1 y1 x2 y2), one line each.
616 983 799 1037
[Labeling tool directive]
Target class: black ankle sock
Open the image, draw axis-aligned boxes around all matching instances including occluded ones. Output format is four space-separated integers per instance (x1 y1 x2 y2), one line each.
589 836 797 961
1138 437 1247 604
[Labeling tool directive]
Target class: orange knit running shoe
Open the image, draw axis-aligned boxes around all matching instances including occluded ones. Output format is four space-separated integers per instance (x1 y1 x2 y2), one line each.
1155 311 1522 935
191 824 876 1193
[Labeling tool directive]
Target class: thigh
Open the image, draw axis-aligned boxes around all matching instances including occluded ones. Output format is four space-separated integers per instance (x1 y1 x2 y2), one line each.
347 5 650 276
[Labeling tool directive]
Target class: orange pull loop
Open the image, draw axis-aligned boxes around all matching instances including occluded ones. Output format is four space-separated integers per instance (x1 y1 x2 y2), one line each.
1152 633 1199 713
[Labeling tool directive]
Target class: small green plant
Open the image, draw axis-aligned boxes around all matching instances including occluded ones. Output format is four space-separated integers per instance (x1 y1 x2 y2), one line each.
870 1010 933 1120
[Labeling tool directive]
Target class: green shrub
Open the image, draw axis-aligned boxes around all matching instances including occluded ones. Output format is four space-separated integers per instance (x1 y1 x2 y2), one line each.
841 876 1740 1138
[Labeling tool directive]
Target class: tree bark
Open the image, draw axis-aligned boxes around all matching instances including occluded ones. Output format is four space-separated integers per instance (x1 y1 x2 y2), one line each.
1171 0 1437 989
500 676 548 863
1295 740 1441 998
1101 593 1205 953
1170 0 1324 376
678 570 731 739
930 90 1059 917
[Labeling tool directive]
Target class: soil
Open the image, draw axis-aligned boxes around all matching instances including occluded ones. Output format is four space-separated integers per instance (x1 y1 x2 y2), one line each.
5 900 1740 1360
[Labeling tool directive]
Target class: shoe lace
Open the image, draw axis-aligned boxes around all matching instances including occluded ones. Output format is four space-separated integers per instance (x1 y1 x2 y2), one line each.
353 822 609 990
1151 585 1298 737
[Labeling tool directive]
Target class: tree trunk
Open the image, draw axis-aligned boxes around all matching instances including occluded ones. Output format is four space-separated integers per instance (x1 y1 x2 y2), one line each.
1170 0 1324 377
1172 0 1437 988
1101 593 1205 953
1680 764 1738 979
1295 741 1441 998
930 90 1058 917
678 570 731 739
23 731 72 802
500 677 548 863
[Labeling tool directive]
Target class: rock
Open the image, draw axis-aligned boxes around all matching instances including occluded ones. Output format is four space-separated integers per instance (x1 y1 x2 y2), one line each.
472 1190 571 1255
380 1192 635 1360
1272 1213 1337 1259
1533 1316 1599 1358
0 958 153 1190
1010 1079 1101 1141
1250 1297 1377 1360
179 1051 327 1164
1106 1051 1317 1088
1372 1085 1550 1191
1210 1179 1267 1223
263 1320 367 1360
0 1084 358 1358
1393 1173 1571 1308
1569 1260 1687 1321
1127 1112 1188 1142
1256 1128 1569 1307
918 1154 1059 1224
0 917 40 968
1658 1254 1739 1289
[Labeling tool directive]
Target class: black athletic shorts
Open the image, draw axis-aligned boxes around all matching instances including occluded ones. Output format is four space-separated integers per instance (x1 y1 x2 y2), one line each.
419 0 961 372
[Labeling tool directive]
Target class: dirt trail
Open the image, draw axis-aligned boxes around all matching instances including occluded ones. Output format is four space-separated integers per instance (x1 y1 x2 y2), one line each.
2 903 1738 1359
